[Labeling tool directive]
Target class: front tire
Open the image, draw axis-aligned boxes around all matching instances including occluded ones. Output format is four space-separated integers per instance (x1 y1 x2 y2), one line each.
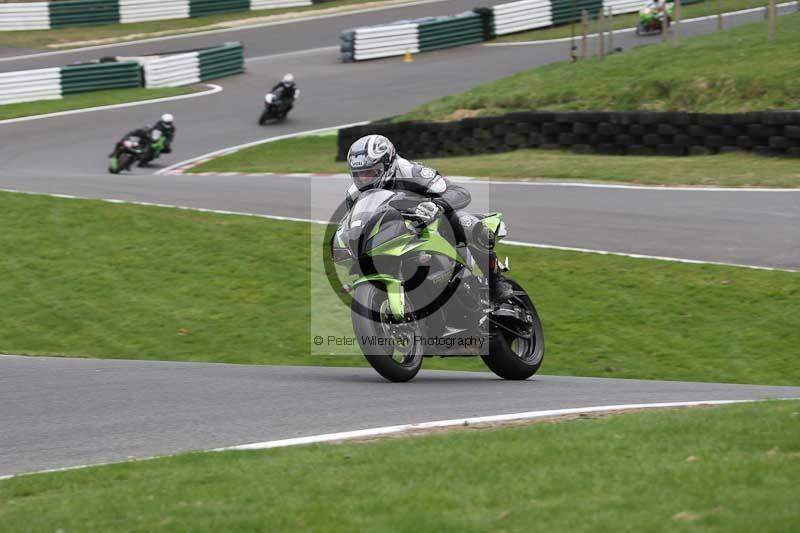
351 282 424 382
259 109 269 125
481 278 544 380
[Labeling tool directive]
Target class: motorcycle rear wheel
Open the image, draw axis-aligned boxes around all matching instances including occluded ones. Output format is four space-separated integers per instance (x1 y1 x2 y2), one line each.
481 278 544 380
352 282 424 382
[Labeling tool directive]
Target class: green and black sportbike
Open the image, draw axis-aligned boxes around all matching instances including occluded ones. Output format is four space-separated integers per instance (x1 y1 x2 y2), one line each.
331 189 544 382
636 1 674 35
108 135 144 174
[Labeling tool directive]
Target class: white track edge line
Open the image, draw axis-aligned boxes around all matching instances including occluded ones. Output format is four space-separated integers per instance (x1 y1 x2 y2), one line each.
485 2 798 47
2 398 797 481
501 240 797 272
0 84 222 126
154 121 369 175
1 187 795 272
0 0 451 63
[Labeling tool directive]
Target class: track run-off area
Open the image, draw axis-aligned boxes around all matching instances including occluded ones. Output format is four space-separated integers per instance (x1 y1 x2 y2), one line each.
0 1 798 478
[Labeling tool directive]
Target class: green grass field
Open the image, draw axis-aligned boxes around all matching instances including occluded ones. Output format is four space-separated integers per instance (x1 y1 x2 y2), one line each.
2 400 798 532
0 86 197 120
1 0 397 50
190 134 800 188
398 12 800 119
495 0 772 42
1 191 798 385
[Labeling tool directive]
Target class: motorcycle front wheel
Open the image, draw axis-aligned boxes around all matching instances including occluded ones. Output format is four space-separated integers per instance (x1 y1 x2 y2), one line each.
482 278 544 380
351 282 425 382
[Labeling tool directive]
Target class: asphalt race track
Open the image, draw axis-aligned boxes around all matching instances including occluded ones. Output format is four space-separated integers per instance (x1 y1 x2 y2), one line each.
4 174 798 268
1 5 798 268
0 3 798 478
2 355 799 478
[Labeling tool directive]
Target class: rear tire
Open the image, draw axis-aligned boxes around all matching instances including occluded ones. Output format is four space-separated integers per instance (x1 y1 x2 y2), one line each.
481 279 544 380
352 282 424 382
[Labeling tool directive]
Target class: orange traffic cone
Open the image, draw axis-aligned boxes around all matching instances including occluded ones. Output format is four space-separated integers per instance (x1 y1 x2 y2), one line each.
403 50 414 63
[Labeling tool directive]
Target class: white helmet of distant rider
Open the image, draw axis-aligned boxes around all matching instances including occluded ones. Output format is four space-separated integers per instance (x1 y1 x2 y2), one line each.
160 113 174 123
282 73 295 85
347 135 397 191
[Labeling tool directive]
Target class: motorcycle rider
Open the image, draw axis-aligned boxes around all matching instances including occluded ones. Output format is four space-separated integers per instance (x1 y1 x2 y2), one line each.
345 134 512 300
152 113 176 154
269 73 299 114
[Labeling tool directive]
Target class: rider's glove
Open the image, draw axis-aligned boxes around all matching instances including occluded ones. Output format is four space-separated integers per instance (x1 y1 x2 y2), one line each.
415 201 439 223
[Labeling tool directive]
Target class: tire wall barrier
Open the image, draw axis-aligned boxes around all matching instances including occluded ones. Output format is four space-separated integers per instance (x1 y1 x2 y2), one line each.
337 112 800 160
0 0 312 30
0 42 243 104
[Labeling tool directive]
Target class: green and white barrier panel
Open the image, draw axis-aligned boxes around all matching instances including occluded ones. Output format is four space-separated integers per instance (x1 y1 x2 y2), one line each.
128 42 245 87
0 61 140 105
0 67 61 105
0 42 243 104
0 2 49 30
418 11 485 52
0 0 311 31
339 11 486 62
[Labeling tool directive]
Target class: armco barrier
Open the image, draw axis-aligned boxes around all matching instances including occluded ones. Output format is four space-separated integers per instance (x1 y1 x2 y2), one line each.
0 3 50 31
189 0 249 18
60 61 141 94
119 0 190 24
337 112 800 159
418 12 484 53
340 23 419 62
142 52 200 88
198 42 245 80
50 0 120 28
0 0 313 30
0 42 242 106
492 0 551 36
136 42 244 87
550 0 601 25
0 67 61 105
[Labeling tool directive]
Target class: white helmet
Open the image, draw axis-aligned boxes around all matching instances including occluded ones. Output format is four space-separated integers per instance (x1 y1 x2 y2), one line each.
160 113 174 123
282 73 295 84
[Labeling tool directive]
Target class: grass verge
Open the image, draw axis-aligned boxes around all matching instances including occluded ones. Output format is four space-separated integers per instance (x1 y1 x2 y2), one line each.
1 190 798 385
2 401 799 531
0 86 198 121
494 0 773 42
189 134 800 188
398 12 800 118
1 0 402 50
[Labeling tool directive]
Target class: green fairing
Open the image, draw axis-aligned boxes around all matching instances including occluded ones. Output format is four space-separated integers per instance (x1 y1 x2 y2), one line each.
151 136 166 154
368 212 387 240
480 213 503 233
352 275 404 318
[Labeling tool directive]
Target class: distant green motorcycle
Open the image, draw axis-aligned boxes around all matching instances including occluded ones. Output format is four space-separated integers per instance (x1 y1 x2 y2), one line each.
331 189 544 382
636 1 674 35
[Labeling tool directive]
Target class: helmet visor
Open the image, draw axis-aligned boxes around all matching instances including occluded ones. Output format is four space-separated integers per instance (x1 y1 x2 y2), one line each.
351 165 384 189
